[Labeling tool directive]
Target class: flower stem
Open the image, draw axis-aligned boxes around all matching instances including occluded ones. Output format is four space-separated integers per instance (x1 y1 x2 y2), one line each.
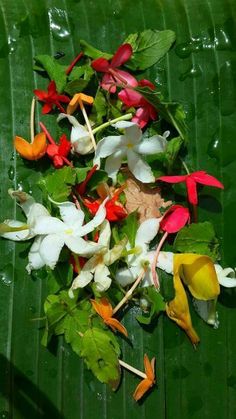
66 52 84 75
78 98 97 150
119 360 147 379
92 113 133 134
113 269 146 315
151 231 168 289
192 204 198 223
39 122 55 145
180 158 190 174
30 97 36 143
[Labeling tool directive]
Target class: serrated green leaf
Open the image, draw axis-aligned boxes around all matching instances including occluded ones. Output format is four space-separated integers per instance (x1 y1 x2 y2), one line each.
38 166 76 202
81 327 120 390
34 54 67 92
173 221 220 262
80 39 112 60
136 287 165 325
125 29 176 71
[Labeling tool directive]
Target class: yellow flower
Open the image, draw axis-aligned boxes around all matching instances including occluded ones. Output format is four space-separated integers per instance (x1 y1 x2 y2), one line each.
14 132 47 160
133 354 156 402
67 93 94 115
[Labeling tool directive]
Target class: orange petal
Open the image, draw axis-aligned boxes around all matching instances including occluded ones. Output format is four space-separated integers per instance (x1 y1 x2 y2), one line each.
67 93 94 114
105 317 128 337
133 378 153 402
143 354 155 382
90 297 113 320
14 133 47 160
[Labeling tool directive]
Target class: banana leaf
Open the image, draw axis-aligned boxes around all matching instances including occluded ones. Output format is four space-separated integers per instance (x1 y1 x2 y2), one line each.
0 0 236 418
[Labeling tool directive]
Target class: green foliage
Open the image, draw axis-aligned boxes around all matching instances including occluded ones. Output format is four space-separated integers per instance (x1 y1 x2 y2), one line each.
158 269 175 302
80 39 112 60
34 55 67 92
119 211 139 247
173 221 220 262
125 29 176 71
38 166 76 202
164 136 184 172
136 287 165 325
81 327 120 390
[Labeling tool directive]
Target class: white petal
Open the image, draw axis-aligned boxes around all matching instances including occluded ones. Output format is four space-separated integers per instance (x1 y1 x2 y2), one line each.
94 264 112 291
79 199 107 236
192 299 219 328
215 264 236 287
27 203 50 227
93 135 123 167
127 149 155 183
156 251 174 274
134 135 167 155
57 113 80 127
71 270 93 289
105 150 125 183
98 220 111 249
115 266 139 287
39 234 65 269
26 236 46 273
135 218 160 250
33 216 65 235
141 267 154 287
104 238 127 266
113 121 136 129
1 220 31 241
71 126 93 155
123 123 142 145
64 236 104 256
57 202 85 227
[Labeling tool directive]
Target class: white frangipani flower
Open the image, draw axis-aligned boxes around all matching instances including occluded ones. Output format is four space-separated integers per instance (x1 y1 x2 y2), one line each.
27 199 107 272
57 113 94 154
115 218 160 287
70 220 126 293
93 121 168 183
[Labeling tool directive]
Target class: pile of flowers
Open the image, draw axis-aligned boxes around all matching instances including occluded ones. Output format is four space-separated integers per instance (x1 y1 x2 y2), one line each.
1 29 235 402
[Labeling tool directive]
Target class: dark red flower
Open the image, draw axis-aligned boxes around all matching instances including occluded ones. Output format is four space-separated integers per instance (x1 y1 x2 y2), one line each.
34 81 70 114
46 134 71 168
91 44 138 93
158 171 224 205
118 79 157 128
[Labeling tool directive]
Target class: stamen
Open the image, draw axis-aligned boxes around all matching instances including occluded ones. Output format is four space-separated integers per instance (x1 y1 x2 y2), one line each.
92 113 132 134
30 97 36 143
119 360 147 379
66 52 84 75
39 122 55 144
78 97 97 150
113 269 146 315
151 231 168 288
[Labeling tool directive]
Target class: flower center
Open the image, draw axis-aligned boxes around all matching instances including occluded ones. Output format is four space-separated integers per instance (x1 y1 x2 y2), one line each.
65 228 73 235
126 142 133 149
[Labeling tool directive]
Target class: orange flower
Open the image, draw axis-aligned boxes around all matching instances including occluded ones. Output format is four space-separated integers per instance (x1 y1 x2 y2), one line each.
133 354 156 402
91 297 128 337
67 93 94 114
14 133 47 160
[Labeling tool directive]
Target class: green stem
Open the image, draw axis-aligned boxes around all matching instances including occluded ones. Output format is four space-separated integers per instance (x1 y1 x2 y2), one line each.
92 113 133 134
180 158 190 174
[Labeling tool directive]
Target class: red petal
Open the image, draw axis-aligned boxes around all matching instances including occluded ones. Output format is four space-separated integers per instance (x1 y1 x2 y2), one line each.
76 165 98 196
53 155 64 168
101 73 117 93
114 69 138 87
34 89 46 100
118 88 142 107
56 94 70 103
158 175 187 183
186 176 198 205
47 143 58 158
48 80 57 95
111 43 133 68
105 201 127 221
42 103 53 114
139 79 156 90
191 171 224 189
83 199 100 215
132 107 150 129
91 57 110 72
160 205 190 233
58 134 71 157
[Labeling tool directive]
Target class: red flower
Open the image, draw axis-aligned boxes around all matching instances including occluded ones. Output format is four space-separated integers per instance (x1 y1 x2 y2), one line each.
160 205 190 234
84 196 127 222
118 79 157 128
91 44 138 93
34 80 70 114
46 134 71 168
158 171 224 205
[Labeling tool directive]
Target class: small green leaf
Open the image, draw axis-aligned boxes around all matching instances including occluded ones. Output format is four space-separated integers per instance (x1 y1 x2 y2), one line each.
81 327 121 390
34 55 67 92
75 166 91 183
136 287 165 325
159 269 175 302
38 166 76 202
119 211 138 248
90 89 107 124
64 79 90 95
165 136 184 171
86 170 108 191
80 39 112 60
125 29 176 71
173 221 220 262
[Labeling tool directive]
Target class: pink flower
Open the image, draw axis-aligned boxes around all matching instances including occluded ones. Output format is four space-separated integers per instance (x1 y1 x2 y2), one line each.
158 171 224 205
118 79 157 128
160 205 190 234
91 44 138 93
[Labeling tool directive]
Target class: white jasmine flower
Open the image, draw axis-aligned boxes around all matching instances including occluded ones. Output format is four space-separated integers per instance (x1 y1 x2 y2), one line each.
57 113 94 154
70 220 126 293
93 121 168 183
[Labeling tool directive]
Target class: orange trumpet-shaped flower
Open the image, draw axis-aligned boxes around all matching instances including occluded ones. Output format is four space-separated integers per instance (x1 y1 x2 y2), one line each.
91 297 128 337
133 354 156 402
67 93 94 115
14 133 47 161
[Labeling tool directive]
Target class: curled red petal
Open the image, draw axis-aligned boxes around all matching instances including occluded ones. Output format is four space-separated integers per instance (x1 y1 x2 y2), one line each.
190 171 224 189
186 176 198 205
111 43 133 68
160 205 190 233
91 57 110 72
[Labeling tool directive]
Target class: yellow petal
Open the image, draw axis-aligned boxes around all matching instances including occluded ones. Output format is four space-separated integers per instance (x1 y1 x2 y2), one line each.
14 133 47 160
67 93 94 114
133 378 153 402
166 273 200 345
174 254 220 300
90 297 113 320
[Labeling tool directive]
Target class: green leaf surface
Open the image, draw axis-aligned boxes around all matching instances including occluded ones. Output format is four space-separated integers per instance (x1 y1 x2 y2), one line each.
34 54 67 92
38 166 76 202
136 287 165 325
1 1 236 418
174 221 220 262
119 211 138 248
125 29 176 70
